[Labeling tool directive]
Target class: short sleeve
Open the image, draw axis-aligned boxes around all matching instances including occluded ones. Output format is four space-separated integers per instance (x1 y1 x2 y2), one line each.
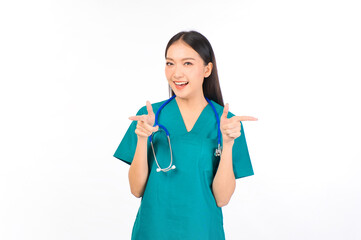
229 115 255 179
113 106 146 165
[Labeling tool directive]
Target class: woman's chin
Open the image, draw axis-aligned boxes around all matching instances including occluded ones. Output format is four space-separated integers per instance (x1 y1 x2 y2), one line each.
172 90 188 99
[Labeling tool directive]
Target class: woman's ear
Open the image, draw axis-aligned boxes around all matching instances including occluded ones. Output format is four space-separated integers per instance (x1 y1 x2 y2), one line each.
204 62 213 78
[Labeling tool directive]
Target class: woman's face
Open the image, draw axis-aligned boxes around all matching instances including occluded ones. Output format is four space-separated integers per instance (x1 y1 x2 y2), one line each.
165 40 212 100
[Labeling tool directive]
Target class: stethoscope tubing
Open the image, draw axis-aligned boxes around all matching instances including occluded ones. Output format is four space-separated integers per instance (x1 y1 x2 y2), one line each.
149 95 222 172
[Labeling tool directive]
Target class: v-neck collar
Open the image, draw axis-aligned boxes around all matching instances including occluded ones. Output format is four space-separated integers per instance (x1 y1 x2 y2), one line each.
172 97 210 133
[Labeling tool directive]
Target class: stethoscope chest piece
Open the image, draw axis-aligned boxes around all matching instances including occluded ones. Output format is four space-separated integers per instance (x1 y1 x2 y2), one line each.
156 165 176 172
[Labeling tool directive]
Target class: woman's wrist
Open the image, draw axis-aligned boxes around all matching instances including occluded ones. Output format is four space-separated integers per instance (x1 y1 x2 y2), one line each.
137 135 148 143
222 140 234 149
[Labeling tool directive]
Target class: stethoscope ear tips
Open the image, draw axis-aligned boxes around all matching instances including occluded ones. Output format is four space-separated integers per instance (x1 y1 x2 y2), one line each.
171 165 176 169
156 168 161 172
214 144 222 157
214 151 221 157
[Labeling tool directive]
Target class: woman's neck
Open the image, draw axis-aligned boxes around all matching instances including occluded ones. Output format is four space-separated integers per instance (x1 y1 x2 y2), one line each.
175 94 208 111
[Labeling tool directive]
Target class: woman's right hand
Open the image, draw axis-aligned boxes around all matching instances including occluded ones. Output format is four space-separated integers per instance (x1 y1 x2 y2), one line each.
128 101 159 138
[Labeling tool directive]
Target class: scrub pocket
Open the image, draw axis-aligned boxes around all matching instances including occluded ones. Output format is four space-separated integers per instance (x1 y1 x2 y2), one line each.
199 137 220 173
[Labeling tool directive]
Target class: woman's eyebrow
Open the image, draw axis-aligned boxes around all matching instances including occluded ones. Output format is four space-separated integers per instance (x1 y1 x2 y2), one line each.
166 57 196 61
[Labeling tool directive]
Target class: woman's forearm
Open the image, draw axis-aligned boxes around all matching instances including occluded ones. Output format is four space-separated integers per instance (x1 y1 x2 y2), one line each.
212 141 236 207
128 136 149 198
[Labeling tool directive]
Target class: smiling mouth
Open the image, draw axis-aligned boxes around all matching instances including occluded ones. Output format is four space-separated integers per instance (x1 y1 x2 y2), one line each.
173 81 189 86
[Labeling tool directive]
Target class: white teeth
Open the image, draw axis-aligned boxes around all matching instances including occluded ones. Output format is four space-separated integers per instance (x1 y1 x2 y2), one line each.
174 82 188 85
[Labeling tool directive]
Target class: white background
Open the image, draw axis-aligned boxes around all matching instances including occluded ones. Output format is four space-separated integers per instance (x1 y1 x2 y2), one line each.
1 0 360 239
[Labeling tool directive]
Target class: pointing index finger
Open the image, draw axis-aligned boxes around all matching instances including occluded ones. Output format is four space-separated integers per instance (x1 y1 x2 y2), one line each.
232 116 258 122
128 115 147 122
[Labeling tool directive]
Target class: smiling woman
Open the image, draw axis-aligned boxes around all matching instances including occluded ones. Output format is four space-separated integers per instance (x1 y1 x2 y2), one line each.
113 30 257 240
165 41 212 97
165 31 221 107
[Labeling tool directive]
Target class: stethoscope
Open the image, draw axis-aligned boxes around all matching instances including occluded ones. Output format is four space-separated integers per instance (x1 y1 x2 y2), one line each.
148 95 222 172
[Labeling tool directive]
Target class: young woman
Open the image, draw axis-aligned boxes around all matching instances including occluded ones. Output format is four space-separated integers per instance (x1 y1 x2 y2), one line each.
114 30 257 239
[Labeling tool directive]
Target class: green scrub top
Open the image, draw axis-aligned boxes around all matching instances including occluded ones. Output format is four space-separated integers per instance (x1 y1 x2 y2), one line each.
114 97 254 240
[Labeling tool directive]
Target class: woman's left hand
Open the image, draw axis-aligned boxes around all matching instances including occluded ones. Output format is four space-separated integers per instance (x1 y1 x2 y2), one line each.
220 103 258 144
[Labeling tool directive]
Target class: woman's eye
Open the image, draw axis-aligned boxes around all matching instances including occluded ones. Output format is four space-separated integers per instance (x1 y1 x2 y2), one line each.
184 62 192 66
166 62 173 66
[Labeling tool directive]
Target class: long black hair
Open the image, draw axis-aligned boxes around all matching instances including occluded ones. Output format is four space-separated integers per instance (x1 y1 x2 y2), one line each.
165 30 224 107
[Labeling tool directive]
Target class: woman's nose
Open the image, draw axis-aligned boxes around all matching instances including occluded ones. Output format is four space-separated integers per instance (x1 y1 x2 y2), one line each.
174 65 183 78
